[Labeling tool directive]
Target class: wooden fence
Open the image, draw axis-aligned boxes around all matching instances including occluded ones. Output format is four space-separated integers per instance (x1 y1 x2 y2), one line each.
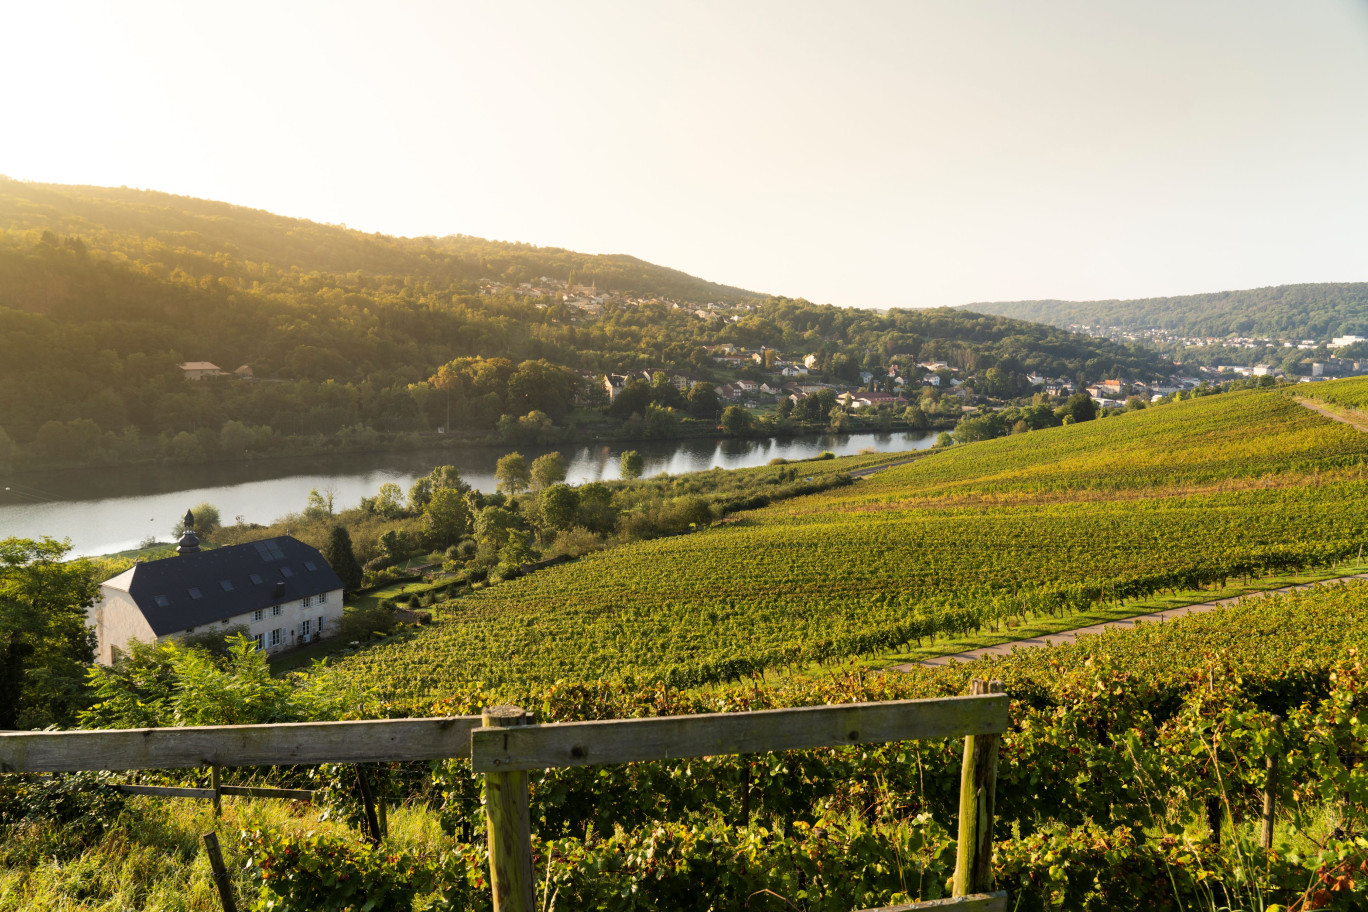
0 682 1009 912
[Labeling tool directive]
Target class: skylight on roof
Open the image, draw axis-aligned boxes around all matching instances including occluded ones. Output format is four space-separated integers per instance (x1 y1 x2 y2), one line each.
250 574 263 584
153 595 170 608
280 567 294 578
252 540 286 562
304 561 317 571
187 588 203 599
219 580 234 591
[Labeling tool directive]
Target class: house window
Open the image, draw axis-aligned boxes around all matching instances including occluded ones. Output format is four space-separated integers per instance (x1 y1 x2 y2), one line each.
272 605 282 617
300 619 312 637
268 628 282 647
318 592 328 604
253 609 263 622
301 595 313 608
253 633 264 651
317 616 325 635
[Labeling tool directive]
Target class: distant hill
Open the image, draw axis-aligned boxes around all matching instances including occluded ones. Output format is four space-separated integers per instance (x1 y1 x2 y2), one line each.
0 178 1168 471
0 177 759 304
965 283 1368 340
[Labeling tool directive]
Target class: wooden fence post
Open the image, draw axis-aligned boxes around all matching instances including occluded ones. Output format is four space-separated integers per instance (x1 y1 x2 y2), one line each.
354 765 382 847
482 705 535 912
202 831 237 912
1262 715 1283 850
210 764 222 818
952 679 1005 897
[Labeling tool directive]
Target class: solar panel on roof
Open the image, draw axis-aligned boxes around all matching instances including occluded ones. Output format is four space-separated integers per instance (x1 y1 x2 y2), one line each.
252 540 286 562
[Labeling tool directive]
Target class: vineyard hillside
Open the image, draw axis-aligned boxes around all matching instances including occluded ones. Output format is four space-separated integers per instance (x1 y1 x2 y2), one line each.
320 385 1368 701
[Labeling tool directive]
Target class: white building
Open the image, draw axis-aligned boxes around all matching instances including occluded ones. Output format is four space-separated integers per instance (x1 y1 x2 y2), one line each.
88 515 344 664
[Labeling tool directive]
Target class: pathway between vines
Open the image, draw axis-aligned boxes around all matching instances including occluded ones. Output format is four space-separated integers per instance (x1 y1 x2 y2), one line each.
891 572 1368 671
883 398 1368 671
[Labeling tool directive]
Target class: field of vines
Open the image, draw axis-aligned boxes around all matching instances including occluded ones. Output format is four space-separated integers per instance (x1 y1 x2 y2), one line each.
320 389 1368 699
220 584 1368 908
1293 374 1368 413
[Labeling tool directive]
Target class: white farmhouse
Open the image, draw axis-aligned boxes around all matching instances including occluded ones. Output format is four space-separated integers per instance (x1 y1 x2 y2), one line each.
88 512 344 664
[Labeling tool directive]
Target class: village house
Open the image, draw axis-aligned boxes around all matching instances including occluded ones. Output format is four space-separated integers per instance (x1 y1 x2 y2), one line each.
88 513 344 665
178 361 226 381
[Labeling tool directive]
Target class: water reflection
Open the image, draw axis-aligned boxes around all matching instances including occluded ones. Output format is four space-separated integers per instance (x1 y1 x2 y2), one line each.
0 431 935 556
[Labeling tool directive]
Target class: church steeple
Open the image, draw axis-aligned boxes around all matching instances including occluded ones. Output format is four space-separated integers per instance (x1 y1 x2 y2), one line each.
177 509 201 555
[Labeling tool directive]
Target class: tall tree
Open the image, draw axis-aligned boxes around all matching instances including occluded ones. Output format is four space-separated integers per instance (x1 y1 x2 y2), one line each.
495 452 531 494
324 525 364 592
530 451 567 489
619 450 645 480
0 537 97 729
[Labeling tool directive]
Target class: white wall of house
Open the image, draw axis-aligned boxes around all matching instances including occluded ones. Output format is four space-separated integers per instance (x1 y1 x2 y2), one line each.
176 589 344 654
90 586 345 664
89 587 158 665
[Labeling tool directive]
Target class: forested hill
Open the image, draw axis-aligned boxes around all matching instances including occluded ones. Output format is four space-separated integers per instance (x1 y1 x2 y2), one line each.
965 282 1368 339
0 178 1168 471
0 177 758 304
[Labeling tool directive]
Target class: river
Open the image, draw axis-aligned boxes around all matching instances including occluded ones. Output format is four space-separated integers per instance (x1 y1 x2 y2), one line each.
0 430 936 557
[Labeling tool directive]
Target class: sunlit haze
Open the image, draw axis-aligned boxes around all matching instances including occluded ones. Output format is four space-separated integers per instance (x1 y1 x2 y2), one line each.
6 1 1368 307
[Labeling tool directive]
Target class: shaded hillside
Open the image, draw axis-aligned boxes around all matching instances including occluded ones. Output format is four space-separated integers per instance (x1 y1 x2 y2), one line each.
0 177 758 303
0 178 1168 471
967 282 1368 339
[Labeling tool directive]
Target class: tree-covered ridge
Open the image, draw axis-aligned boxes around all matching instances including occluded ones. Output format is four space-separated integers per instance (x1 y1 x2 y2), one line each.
0 178 1168 469
0 177 759 303
966 282 1368 339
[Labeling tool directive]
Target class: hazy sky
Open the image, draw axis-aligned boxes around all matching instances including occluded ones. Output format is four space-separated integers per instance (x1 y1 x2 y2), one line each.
6 1 1368 308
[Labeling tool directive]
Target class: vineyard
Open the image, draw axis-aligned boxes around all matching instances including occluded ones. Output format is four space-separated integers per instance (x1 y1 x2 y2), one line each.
9 579 1368 910
1293 375 1368 414
319 388 1368 699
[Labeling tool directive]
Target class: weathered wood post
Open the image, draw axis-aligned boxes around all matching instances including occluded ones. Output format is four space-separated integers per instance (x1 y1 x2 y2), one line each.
1206 669 1222 844
354 765 382 847
482 705 535 912
952 679 1005 897
202 831 237 912
1262 715 1283 850
210 764 222 818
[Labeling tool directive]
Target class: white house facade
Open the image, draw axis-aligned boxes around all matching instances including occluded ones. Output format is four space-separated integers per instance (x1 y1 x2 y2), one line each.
89 521 344 664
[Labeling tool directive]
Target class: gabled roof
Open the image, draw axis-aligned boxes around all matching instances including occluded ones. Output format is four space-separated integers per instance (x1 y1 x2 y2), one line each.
102 536 343 636
179 361 223 371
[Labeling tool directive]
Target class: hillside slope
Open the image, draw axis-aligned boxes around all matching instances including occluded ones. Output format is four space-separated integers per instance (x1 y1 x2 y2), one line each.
322 384 1368 701
966 282 1368 339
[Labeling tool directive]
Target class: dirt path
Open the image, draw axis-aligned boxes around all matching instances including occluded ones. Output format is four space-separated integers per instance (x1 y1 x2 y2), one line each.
1294 396 1368 432
849 455 926 477
892 573 1368 670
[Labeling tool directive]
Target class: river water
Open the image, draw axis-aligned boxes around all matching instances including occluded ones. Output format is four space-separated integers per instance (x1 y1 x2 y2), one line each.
0 431 936 557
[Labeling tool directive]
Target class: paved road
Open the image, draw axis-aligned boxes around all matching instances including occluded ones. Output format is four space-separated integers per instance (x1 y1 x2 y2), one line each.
892 573 1368 671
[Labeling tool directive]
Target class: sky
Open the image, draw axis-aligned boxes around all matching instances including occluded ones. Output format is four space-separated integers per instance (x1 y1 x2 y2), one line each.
5 1 1368 309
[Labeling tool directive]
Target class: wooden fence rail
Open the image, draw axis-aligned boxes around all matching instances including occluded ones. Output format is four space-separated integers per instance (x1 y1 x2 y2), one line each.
0 688 1009 912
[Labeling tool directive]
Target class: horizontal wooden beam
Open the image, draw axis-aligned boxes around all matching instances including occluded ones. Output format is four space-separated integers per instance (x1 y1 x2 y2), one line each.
471 695 1008 773
115 783 316 801
859 891 1007 912
0 716 482 774
116 784 215 799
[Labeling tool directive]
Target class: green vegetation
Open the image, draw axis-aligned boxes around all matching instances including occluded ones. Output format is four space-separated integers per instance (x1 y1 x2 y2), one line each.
970 280 1368 339
0 178 1166 471
1293 373 1368 414
319 389 1368 698
8 584 1368 909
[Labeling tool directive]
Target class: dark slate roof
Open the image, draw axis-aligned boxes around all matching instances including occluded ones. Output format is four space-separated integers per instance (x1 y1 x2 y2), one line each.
109 536 344 636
